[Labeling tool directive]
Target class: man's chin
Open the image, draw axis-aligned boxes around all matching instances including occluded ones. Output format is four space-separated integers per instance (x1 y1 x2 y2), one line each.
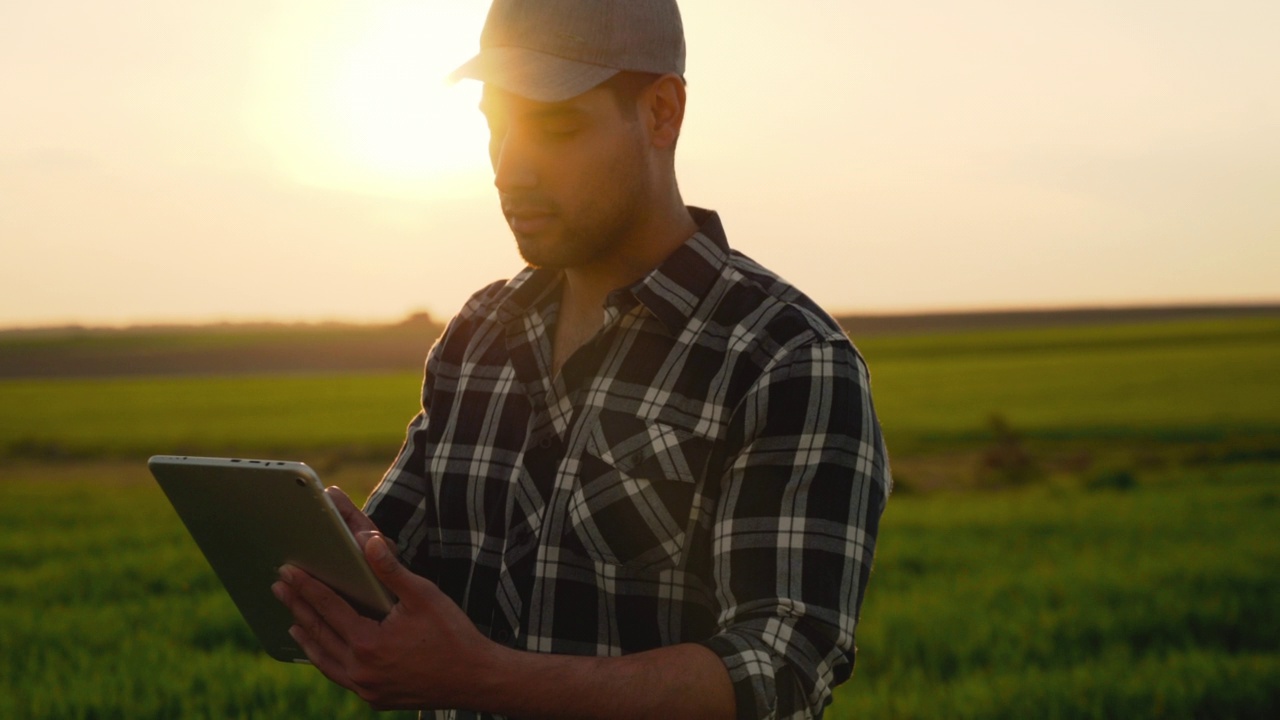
511 225 609 271
513 234 563 270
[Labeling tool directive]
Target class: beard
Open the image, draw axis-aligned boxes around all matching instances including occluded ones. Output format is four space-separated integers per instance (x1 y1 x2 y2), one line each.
513 187 645 270
505 132 652 271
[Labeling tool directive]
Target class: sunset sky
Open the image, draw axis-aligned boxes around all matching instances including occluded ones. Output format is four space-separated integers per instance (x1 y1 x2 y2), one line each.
2 0 1277 328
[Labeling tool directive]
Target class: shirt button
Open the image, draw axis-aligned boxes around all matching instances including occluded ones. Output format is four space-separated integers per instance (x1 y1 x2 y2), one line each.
538 437 552 449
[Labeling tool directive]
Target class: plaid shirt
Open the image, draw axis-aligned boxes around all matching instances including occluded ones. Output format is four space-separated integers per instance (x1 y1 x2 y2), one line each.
365 208 890 720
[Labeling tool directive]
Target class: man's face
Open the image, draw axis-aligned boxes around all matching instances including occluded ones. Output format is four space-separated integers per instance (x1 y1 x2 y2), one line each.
479 83 652 270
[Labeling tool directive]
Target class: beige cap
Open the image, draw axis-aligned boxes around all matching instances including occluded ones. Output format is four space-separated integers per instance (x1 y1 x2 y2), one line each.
449 0 686 103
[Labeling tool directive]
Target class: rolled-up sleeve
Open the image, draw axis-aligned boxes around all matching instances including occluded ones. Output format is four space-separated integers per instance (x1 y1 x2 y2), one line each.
699 338 890 720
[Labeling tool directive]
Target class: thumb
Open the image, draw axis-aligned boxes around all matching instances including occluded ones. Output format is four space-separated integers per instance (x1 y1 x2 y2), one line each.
364 533 419 597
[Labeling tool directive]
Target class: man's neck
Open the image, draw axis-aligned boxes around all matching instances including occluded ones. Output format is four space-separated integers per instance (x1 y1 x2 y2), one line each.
550 200 697 376
562 201 697 314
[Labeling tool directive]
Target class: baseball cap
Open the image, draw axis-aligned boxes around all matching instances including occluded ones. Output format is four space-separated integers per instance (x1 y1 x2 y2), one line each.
448 0 686 103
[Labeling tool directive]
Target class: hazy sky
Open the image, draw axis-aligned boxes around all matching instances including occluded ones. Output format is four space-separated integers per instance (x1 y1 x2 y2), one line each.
2 0 1277 328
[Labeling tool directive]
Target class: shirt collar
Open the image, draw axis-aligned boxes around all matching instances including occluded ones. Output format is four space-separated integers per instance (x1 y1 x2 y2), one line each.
495 206 730 336
611 207 729 336
495 266 559 327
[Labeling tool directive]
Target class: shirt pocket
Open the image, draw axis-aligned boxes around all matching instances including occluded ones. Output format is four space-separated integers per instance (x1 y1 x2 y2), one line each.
566 411 712 572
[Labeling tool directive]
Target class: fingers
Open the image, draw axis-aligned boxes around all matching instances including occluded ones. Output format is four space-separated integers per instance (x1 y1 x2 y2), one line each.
326 486 377 536
276 564 366 646
363 534 423 606
273 578 358 691
287 622 360 694
274 567 382 698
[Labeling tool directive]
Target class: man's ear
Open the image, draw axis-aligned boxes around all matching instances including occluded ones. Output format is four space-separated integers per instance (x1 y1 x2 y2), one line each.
646 73 686 150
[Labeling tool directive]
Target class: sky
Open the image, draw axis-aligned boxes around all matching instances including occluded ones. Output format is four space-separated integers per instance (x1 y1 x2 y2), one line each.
2 0 1277 328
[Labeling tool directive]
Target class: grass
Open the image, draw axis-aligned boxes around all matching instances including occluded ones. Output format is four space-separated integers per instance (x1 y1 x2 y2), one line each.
0 372 423 460
0 462 414 720
2 314 1278 717
863 317 1280 451
830 462 1280 718
2 461 1275 718
2 317 1277 461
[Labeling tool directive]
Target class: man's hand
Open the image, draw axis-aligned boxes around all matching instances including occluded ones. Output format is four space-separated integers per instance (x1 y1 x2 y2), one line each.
274 492 734 718
272 529 496 711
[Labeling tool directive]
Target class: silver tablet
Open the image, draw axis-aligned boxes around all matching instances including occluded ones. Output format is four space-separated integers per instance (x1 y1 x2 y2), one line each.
148 455 396 663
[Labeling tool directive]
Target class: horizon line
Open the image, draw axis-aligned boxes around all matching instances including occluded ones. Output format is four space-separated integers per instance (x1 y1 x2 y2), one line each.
3 298 1279 335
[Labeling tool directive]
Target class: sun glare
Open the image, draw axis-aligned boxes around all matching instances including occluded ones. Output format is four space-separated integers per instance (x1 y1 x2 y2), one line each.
250 1 491 197
328 4 488 182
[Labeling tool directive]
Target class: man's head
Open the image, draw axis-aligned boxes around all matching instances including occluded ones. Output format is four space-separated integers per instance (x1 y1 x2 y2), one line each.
456 1 691 272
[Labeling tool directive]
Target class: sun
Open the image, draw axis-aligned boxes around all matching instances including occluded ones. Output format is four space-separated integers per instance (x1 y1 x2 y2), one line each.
249 1 492 197
327 3 490 185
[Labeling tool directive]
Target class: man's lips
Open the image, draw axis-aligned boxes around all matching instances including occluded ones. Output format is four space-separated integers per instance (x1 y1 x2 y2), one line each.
504 206 555 235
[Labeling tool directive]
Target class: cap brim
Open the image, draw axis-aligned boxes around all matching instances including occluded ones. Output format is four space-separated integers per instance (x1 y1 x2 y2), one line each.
448 47 620 103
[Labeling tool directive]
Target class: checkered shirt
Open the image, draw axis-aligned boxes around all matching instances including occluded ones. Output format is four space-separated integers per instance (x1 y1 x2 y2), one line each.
365 208 891 720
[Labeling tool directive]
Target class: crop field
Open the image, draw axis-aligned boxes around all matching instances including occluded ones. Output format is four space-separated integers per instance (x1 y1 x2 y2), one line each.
3 316 1277 463
0 463 414 720
1 313 1277 718
0 371 424 460
833 462 1279 719
866 317 1280 443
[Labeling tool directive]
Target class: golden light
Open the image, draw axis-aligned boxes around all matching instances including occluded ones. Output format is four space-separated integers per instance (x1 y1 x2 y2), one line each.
249 1 492 198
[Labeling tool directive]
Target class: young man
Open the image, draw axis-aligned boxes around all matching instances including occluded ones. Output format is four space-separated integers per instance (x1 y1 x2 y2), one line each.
272 2 891 718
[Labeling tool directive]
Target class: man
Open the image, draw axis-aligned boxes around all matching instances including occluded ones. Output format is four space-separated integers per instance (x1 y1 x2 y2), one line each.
272 1 891 718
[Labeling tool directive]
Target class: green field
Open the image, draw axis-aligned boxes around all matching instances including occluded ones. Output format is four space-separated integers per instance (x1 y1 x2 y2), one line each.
1 315 1278 717
867 317 1280 444
3 317 1277 463
2 461 1275 719
0 463 413 720
835 463 1279 719
0 372 423 460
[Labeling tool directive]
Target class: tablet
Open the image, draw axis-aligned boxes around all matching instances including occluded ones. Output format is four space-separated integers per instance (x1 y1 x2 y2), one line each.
148 455 396 663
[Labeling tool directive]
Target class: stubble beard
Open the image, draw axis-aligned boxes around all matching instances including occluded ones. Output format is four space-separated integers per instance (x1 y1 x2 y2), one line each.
512 135 651 272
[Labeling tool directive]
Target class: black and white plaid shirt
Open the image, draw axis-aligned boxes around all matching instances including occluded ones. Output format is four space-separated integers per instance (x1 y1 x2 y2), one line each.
365 208 891 720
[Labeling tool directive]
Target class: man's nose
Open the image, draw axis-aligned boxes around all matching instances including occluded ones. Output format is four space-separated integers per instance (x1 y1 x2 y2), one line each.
491 133 536 192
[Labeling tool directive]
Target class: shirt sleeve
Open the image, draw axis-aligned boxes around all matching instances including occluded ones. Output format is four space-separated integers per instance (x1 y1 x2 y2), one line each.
697 337 891 720
363 278 511 569
363 331 444 570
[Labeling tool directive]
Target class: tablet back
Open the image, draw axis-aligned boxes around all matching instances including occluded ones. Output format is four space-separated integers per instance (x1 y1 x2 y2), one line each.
149 455 394 662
